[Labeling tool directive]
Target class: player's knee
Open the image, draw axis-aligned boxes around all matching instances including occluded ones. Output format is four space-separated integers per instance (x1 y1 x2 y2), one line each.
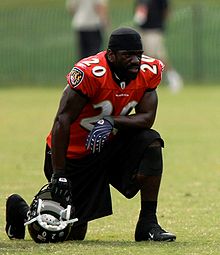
149 139 162 147
136 129 164 148
137 139 163 176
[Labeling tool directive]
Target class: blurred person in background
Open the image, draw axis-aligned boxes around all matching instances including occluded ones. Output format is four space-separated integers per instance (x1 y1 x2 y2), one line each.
66 0 109 59
133 0 183 93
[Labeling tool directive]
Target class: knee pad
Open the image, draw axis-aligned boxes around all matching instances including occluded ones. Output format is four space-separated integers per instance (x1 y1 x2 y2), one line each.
138 141 163 176
134 129 164 148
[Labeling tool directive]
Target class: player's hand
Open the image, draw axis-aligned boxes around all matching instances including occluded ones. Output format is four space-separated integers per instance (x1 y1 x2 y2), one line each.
50 173 72 206
86 116 114 153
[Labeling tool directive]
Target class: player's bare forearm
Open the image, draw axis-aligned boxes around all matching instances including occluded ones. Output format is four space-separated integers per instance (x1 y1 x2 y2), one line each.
113 90 158 130
113 112 156 129
51 114 71 173
51 86 87 173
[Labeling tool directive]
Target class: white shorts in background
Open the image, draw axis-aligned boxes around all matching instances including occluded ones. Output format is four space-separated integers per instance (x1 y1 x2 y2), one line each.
140 29 168 62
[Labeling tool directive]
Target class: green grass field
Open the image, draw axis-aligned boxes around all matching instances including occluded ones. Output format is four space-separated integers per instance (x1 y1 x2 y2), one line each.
1 84 220 255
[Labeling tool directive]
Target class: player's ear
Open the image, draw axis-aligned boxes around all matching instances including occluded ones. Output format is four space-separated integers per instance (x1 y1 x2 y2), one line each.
106 49 116 63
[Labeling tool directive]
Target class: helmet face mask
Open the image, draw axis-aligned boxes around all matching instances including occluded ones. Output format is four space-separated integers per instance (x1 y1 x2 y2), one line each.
25 185 78 243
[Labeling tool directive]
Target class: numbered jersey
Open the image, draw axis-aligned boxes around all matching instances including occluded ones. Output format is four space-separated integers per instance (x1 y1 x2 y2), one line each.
47 51 164 159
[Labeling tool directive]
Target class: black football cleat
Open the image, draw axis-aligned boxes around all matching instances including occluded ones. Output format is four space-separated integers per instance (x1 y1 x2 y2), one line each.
5 194 29 239
135 219 176 242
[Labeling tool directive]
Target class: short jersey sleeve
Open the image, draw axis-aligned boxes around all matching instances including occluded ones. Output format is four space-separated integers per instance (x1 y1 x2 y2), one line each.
149 59 164 89
66 65 98 98
66 52 108 98
141 56 165 91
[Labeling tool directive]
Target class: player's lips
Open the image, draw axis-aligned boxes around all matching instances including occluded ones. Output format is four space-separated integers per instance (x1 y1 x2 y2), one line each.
128 66 140 73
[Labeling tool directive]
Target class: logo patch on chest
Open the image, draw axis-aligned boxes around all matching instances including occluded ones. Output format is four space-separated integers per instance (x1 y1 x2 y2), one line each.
115 93 129 97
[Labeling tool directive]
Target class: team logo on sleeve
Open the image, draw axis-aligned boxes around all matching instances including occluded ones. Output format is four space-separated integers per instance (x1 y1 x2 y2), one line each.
69 67 84 88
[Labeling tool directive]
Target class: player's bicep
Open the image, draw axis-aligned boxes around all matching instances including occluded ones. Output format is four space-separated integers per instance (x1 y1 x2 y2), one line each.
55 85 88 123
135 90 158 117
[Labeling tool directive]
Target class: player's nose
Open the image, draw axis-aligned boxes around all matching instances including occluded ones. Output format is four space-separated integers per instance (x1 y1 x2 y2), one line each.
130 54 141 65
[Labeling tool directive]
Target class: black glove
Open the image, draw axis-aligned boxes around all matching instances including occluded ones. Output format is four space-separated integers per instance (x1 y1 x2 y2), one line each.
86 116 114 153
50 173 72 206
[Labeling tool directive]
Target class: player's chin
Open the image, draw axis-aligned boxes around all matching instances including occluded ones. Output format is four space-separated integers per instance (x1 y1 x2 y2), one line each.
127 66 140 78
127 69 139 80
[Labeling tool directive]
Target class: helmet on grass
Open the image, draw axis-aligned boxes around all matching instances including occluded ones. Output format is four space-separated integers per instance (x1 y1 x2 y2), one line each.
25 184 78 243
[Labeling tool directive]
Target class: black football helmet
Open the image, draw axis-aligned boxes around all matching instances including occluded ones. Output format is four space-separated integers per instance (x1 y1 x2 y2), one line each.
25 184 78 243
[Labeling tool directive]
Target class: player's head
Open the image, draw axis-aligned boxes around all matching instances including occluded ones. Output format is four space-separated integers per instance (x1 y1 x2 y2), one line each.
107 27 143 80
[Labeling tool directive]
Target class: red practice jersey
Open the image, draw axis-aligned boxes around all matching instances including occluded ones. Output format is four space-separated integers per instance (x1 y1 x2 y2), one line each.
47 51 164 159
